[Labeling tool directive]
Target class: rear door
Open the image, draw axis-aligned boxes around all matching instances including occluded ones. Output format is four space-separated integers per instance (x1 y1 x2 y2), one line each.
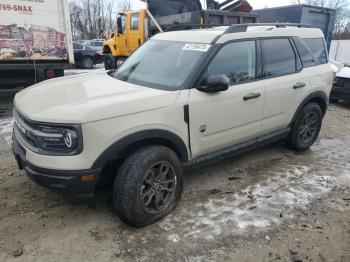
189 40 266 157
260 38 311 134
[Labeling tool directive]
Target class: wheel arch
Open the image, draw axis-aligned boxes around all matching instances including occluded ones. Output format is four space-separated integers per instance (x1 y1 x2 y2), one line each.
290 91 328 127
91 129 189 169
103 44 112 54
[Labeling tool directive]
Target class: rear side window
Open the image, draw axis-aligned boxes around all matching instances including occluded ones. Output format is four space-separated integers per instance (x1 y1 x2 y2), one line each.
302 38 328 64
208 41 256 85
130 13 139 30
73 43 83 49
261 39 297 77
293 37 318 68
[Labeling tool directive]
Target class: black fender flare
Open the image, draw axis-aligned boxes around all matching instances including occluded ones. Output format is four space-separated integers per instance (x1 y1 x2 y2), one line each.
290 91 328 127
91 129 189 169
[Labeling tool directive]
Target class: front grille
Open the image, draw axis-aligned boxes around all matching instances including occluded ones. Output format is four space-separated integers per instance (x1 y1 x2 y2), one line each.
13 109 40 150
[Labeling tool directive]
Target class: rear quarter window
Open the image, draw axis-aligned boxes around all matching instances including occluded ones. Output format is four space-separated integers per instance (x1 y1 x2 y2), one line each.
302 38 328 64
293 37 318 68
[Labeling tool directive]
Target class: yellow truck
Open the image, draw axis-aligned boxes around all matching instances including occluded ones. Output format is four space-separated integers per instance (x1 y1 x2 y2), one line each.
103 1 258 69
103 9 152 69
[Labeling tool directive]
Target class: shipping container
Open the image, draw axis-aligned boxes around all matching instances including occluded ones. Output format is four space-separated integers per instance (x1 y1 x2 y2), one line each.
0 0 74 92
255 5 336 50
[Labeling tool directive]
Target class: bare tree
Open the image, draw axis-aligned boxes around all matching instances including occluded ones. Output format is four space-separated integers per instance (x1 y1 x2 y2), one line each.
69 0 118 40
69 0 135 40
118 0 133 12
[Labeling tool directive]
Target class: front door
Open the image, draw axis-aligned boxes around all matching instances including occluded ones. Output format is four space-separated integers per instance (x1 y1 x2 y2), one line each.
189 40 266 158
126 12 143 53
115 15 129 57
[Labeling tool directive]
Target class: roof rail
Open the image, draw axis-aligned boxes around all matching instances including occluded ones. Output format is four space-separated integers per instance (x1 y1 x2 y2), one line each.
223 23 312 34
164 23 225 32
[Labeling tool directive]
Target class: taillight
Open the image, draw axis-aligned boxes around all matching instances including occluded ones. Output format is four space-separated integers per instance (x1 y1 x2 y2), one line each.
46 69 55 78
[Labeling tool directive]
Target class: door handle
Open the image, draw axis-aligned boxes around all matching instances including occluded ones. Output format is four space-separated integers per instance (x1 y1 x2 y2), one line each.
243 92 261 101
293 82 306 89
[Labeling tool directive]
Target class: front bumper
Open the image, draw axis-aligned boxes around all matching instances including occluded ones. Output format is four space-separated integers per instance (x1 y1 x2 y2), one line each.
12 135 101 203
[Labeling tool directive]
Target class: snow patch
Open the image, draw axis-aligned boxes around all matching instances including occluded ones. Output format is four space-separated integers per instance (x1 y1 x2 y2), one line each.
159 138 350 242
0 118 14 143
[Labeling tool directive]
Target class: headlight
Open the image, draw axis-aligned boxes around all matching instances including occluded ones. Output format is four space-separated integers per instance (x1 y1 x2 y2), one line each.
34 125 80 153
14 110 83 155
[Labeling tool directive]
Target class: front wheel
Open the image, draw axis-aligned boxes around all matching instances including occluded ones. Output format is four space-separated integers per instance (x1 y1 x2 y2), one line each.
81 56 94 69
104 53 117 70
286 102 323 151
113 146 183 227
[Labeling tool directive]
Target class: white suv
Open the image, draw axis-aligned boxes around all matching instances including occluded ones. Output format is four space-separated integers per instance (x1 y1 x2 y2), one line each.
12 24 334 227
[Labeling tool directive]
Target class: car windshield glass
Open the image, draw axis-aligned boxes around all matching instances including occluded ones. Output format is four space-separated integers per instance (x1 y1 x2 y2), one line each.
113 40 210 90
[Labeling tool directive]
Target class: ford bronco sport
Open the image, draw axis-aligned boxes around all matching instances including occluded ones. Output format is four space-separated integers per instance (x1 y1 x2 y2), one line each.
12 24 334 227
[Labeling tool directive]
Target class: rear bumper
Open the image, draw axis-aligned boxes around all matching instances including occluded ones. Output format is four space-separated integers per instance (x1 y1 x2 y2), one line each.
330 85 350 101
12 135 101 203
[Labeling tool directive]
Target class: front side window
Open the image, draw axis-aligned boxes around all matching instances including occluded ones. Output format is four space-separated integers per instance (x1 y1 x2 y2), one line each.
262 39 297 77
114 40 209 90
130 13 139 30
208 41 256 85
302 38 328 64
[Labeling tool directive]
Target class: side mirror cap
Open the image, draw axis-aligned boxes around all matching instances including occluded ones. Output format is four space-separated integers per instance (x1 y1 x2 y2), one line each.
197 74 230 93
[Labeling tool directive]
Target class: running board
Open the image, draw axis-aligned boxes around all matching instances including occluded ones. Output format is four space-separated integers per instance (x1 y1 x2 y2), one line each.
184 127 291 170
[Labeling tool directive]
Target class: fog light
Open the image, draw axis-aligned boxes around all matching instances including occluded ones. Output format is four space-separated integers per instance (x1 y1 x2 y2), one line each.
80 173 96 181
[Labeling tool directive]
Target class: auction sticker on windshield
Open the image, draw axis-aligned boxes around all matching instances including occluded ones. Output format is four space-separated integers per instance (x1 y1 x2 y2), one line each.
182 43 211 52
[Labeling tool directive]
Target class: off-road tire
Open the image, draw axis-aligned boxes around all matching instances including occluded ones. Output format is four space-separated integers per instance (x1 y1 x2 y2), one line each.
104 53 117 70
113 146 183 227
81 56 94 69
287 102 323 151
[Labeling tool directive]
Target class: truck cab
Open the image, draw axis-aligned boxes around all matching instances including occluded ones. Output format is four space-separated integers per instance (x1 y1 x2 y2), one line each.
103 10 148 69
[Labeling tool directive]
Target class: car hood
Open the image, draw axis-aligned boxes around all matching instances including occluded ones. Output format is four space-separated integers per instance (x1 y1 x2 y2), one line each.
14 72 180 124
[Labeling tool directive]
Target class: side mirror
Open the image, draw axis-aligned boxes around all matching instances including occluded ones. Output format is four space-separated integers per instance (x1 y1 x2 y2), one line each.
116 59 125 68
197 74 230 93
117 17 123 34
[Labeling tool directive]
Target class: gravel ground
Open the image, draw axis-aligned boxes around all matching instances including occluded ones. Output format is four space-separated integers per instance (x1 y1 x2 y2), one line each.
0 78 349 261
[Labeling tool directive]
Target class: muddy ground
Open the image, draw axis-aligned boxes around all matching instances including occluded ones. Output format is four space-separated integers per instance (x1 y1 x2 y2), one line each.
0 92 350 262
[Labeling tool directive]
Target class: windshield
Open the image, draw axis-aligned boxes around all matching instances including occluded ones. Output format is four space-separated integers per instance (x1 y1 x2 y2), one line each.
113 40 210 90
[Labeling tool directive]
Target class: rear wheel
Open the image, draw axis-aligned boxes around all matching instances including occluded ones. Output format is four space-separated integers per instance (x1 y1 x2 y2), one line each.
81 56 94 69
287 102 323 151
104 53 117 70
113 146 183 227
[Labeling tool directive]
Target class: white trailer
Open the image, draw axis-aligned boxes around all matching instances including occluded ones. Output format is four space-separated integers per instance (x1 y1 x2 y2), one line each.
329 40 350 66
0 0 74 92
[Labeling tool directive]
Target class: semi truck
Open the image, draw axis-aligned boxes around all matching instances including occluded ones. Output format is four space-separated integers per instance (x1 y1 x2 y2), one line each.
103 0 258 69
0 0 74 93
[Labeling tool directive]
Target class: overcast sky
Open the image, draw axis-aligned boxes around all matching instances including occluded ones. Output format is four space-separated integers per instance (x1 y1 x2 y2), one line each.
134 0 295 10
